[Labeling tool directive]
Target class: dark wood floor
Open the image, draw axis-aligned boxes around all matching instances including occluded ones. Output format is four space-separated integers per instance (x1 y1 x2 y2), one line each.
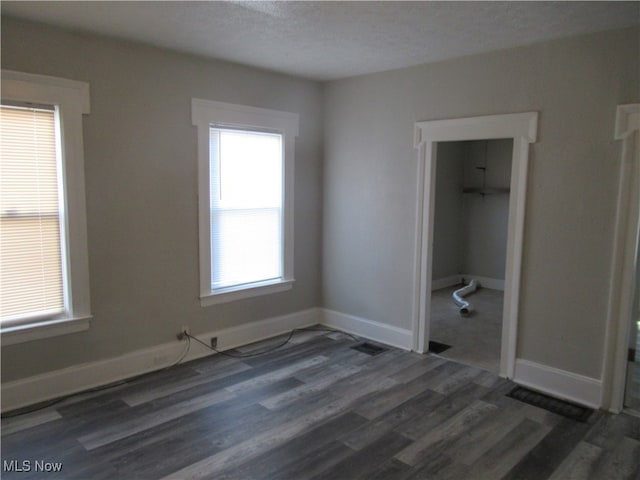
2 329 639 479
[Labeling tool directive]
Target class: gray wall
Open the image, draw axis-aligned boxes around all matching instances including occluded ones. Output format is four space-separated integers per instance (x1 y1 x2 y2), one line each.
2 17 638 385
433 139 512 284
432 142 464 281
323 27 639 378
462 139 512 281
0 17 324 382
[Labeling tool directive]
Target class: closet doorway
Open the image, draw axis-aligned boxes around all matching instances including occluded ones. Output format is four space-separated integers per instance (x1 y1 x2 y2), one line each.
412 112 538 379
429 139 512 374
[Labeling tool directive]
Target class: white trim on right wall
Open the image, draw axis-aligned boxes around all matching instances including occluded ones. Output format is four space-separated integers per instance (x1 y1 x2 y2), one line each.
412 112 538 379
321 308 413 351
514 359 602 409
601 103 640 413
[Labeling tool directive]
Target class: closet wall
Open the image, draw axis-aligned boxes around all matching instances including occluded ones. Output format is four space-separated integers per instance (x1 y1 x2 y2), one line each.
433 139 512 288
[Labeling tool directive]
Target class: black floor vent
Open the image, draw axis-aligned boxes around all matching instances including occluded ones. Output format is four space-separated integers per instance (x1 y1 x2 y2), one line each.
428 341 452 354
507 386 593 422
351 342 388 356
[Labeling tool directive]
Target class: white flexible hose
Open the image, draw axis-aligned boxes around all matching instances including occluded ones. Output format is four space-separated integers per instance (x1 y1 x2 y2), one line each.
452 279 479 316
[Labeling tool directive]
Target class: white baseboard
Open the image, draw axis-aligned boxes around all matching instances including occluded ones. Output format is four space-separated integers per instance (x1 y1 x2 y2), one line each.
431 275 462 290
513 359 602 409
463 275 505 291
1 308 321 413
320 308 413 350
2 306 412 412
431 274 505 291
11 307 603 413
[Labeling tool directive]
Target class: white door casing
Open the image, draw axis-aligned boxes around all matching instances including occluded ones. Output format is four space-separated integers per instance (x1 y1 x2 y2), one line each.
412 112 538 378
602 104 640 412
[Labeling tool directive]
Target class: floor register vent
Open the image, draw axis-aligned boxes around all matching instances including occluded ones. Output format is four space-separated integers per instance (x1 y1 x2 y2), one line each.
428 341 452 354
351 342 388 356
507 386 593 422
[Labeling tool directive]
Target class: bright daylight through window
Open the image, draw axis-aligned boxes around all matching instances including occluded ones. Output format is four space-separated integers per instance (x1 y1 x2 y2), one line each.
210 128 283 290
192 99 298 305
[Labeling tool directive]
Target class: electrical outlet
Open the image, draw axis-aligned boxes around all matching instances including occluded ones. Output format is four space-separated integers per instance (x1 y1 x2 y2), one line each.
177 325 190 340
210 337 218 349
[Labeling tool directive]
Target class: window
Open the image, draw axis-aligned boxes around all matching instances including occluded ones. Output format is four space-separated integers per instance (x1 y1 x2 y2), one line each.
1 71 91 345
210 128 283 289
192 99 298 305
1 104 64 320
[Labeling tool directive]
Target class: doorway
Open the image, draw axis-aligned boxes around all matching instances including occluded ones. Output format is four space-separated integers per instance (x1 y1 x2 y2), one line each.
429 139 512 374
412 112 538 378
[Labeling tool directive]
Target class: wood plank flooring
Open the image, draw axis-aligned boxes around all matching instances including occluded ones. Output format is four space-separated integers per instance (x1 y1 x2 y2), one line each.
2 330 639 479
626 324 640 412
430 286 503 374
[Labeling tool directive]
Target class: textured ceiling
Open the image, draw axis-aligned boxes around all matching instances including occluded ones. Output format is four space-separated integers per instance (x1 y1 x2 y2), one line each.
2 1 639 80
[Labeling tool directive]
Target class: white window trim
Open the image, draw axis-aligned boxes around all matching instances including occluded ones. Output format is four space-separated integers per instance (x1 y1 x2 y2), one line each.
1 70 92 345
192 99 298 306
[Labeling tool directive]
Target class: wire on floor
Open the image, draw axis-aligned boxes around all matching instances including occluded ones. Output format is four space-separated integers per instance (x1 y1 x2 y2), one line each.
1 326 356 418
183 326 359 358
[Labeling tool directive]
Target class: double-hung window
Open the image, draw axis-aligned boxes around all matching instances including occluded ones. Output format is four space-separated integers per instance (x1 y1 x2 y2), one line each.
192 99 298 305
1 103 63 320
1 71 91 344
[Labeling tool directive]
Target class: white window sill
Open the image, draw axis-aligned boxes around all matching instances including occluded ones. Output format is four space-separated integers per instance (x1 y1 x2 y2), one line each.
1 316 91 346
200 279 294 306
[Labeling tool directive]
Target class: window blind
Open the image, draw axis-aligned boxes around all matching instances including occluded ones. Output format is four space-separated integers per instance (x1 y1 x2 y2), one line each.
209 128 283 289
0 104 65 322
